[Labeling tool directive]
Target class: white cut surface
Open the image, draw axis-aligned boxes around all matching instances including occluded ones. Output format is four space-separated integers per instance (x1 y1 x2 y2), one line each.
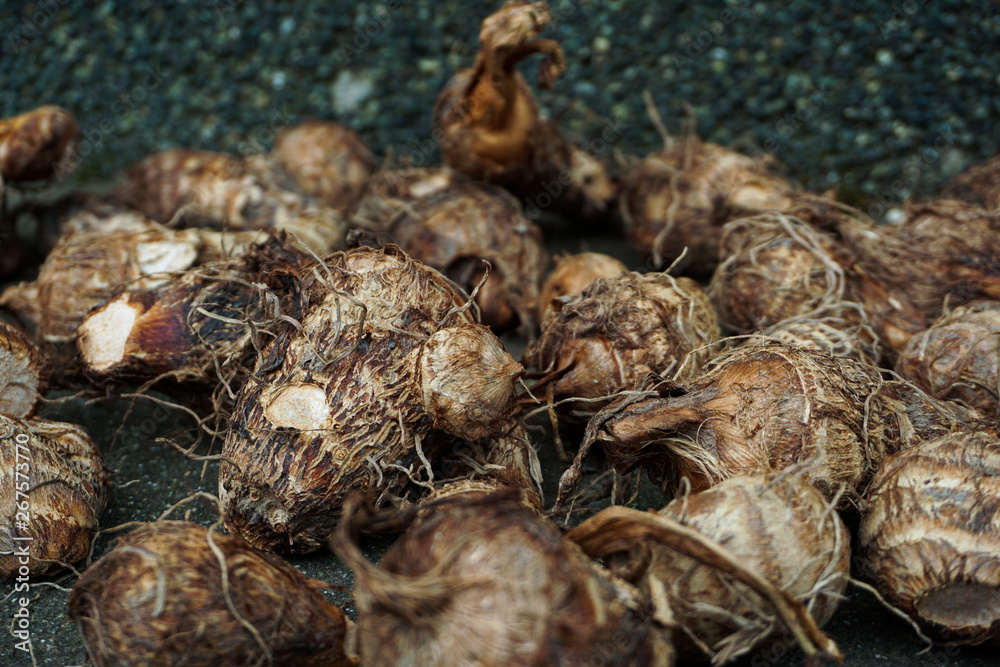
78 299 139 372
263 383 330 430
134 238 199 277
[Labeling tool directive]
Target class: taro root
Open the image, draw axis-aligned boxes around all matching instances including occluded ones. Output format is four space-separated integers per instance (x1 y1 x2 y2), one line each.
0 415 110 577
571 471 850 663
0 222 253 343
353 181 548 334
895 300 1000 417
0 319 51 418
351 166 468 228
557 340 992 508
113 148 346 252
620 135 795 275
524 270 720 419
77 233 310 386
68 520 358 666
941 153 1000 211
270 120 377 216
537 251 627 328
331 492 669 665
434 1 616 220
858 431 1000 646
760 306 882 367
220 245 523 553
0 105 79 183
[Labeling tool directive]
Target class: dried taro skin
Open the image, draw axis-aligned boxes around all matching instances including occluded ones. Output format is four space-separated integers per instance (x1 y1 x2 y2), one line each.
537 251 628 328
941 153 1000 211
567 340 992 508
68 521 358 667
220 246 522 553
333 493 660 666
0 415 110 577
895 300 1000 417
524 270 720 416
0 319 51 418
607 471 850 662
859 431 1000 646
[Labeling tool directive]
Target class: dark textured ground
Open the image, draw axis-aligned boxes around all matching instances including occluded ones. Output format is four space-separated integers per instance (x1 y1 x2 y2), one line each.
2 1 1000 665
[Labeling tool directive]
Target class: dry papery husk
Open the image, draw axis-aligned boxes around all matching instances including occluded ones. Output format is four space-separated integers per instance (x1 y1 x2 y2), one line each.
840 198 1000 322
0 318 51 418
524 269 720 420
858 430 1000 646
433 1 616 221
220 245 523 553
68 520 358 666
270 120 377 216
568 470 849 664
0 104 79 183
941 153 1000 211
0 414 110 577
619 128 796 276
895 299 1000 418
352 181 549 335
113 148 346 252
708 209 925 358
537 251 628 328
331 491 672 665
760 307 883 367
0 220 261 344
77 232 311 389
556 340 993 510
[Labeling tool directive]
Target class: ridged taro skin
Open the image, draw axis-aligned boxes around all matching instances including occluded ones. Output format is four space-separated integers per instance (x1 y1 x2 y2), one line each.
895 300 1000 418
68 521 358 667
0 319 51 418
608 471 850 662
537 252 628 328
523 270 720 418
220 246 522 553
858 431 1000 646
331 493 665 666
565 340 993 508
0 415 110 577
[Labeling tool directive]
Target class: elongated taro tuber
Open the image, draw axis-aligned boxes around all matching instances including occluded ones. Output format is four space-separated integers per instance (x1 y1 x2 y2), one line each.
353 181 549 334
0 319 51 418
895 300 1000 417
524 270 720 419
331 492 668 665
68 520 358 666
0 415 110 577
570 470 849 663
557 340 992 508
434 1 616 220
858 431 1000 646
0 105 79 182
537 251 627 328
220 245 523 552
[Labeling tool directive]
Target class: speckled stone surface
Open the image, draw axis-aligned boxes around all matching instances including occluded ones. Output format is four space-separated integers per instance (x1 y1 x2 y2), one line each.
2 0 998 209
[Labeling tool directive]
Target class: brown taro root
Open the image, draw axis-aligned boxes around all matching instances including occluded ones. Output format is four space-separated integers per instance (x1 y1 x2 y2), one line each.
68 521 358 667
537 251 628 328
77 233 310 386
353 181 548 334
620 135 795 275
523 270 720 419
434 1 616 220
840 199 1000 322
113 148 346 252
351 166 469 228
0 415 110 577
0 319 51 418
572 471 850 663
220 245 523 553
270 120 377 215
941 153 1000 211
0 105 79 183
858 431 1000 646
760 306 883 367
895 300 1000 417
332 492 670 665
557 340 992 509
0 222 255 343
